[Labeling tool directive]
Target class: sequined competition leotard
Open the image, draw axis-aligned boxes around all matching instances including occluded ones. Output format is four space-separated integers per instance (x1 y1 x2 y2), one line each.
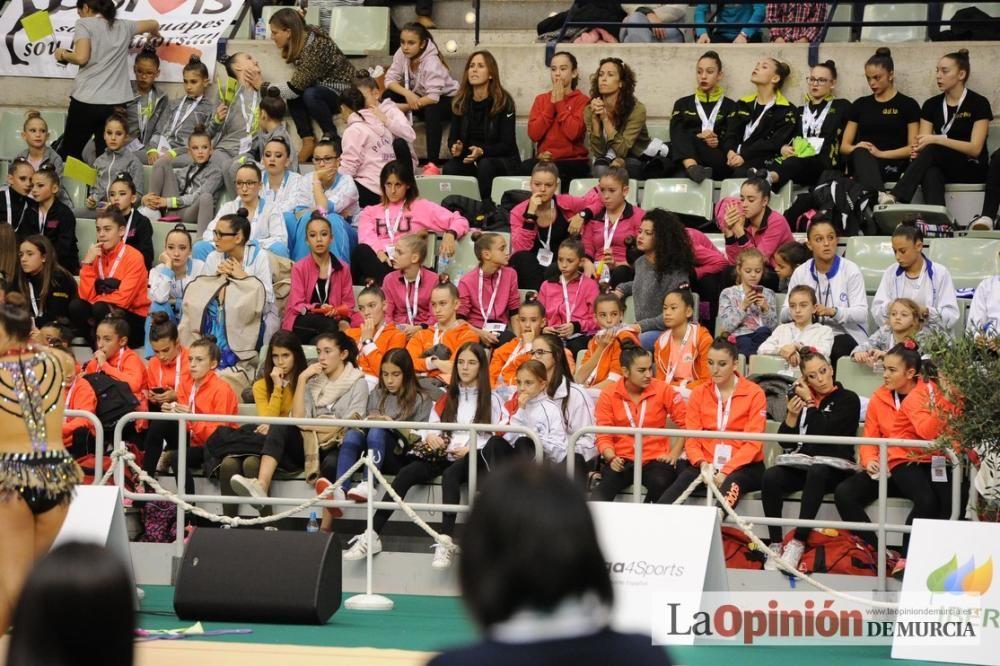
0 347 82 514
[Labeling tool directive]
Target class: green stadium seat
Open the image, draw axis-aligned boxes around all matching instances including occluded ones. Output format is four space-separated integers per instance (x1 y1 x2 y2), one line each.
704 233 726 254
516 122 533 162
871 203 951 235
926 238 1000 290
440 231 511 281
717 177 792 214
0 111 23 160
642 178 713 219
416 175 480 204
860 4 928 42
76 218 96 264
62 179 90 210
648 123 670 142
489 176 532 205
329 6 390 56
843 236 894 293
567 177 639 204
748 355 793 377
835 356 883 398
40 110 67 141
623 296 636 324
142 165 153 194
423 234 437 269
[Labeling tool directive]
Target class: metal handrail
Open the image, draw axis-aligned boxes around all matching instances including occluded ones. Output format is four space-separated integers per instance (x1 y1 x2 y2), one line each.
64 409 105 484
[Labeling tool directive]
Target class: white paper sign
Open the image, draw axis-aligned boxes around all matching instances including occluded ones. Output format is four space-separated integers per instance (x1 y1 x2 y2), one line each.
892 519 1000 665
590 502 727 643
0 0 244 81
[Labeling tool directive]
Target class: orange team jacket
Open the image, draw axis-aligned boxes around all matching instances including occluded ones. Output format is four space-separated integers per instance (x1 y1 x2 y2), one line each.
146 347 192 394
489 338 577 388
578 328 641 387
175 371 239 447
78 241 151 315
654 324 713 389
406 322 479 381
84 347 148 406
861 379 946 470
595 377 687 462
684 378 767 475
63 369 97 447
348 322 408 377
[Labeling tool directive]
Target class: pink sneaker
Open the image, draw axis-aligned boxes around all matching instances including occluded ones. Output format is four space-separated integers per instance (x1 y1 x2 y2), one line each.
421 163 441 176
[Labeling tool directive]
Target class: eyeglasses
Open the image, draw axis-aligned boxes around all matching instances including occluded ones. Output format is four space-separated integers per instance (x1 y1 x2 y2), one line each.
807 77 831 85
313 156 339 164
530 349 553 357
212 229 238 238
235 180 260 188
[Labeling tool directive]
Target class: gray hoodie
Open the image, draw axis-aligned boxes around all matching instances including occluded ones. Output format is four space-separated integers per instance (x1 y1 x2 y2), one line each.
92 147 145 203
168 161 224 209
208 86 258 157
148 94 215 158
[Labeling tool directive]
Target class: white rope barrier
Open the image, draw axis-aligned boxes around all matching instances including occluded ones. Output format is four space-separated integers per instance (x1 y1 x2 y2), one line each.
367 461 460 554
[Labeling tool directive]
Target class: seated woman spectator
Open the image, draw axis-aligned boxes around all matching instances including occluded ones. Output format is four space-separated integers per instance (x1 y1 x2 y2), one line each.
141 337 238 494
523 51 590 189
884 50 991 208
73 209 151 347
142 127 221 235
457 232 519 346
669 51 737 184
381 232 439 334
576 293 641 398
717 248 778 357
695 2 766 43
653 289 713 394
715 178 794 280
384 22 459 166
620 4 685 43
340 75 417 208
16 235 80 330
50 323 98 457
282 213 358 343
723 58 796 178
852 297 927 367
352 161 468 284
538 238 599 357
762 349 860 571
442 51 520 201
347 285 408 389
968 274 1000 337
26 164 79 274
766 2 829 43
754 60 850 192
343 342 509 569
262 8 359 161
105 172 154 270
146 224 203 354
199 163 288 261
835 342 955 572
407 282 479 386
508 161 573 291
293 137 361 222
584 58 663 179
782 217 868 363
231 330 368 529
871 222 958 335
658 336 767 506
592 342 687 502
145 313 191 414
840 48 920 195
567 167 643 286
758 285 835 365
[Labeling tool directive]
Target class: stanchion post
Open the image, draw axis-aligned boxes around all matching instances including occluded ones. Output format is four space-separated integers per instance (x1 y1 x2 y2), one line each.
345 452 394 611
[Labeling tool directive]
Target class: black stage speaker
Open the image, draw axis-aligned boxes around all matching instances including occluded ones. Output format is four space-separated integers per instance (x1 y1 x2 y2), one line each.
174 528 342 624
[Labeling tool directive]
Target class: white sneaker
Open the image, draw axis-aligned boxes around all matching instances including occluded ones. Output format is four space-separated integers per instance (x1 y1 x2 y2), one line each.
763 543 784 571
343 530 382 561
969 215 995 231
230 474 266 511
782 539 806 571
347 481 370 503
877 191 896 205
431 535 456 570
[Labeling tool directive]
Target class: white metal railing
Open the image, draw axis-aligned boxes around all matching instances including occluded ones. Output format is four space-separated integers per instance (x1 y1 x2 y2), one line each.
65 409 105 484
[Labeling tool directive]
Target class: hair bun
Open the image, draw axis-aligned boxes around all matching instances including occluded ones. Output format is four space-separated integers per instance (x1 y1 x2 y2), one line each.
24 109 41 120
875 47 892 57
903 338 918 351
188 54 201 64
524 291 538 303
235 207 249 218
114 172 133 182
726 334 737 344
4 292 27 308
958 48 970 56
437 273 451 285
150 311 171 325
822 59 836 68
142 44 157 54
200 334 218 345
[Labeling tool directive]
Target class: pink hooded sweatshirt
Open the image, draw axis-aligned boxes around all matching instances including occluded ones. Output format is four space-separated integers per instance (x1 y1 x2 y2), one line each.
714 196 794 267
340 101 417 193
282 254 360 331
538 272 600 334
357 199 470 254
385 39 459 101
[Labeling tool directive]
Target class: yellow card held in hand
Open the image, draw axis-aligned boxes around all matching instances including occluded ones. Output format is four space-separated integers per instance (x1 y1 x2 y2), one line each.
217 76 238 105
22 10 54 42
64 157 97 187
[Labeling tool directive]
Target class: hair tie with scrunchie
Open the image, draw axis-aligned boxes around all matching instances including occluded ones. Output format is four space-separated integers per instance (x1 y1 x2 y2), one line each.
726 334 736 344
903 339 917 350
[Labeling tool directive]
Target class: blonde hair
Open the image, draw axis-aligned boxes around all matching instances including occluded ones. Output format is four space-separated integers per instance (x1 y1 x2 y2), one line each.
397 231 429 263
734 248 766 284
887 297 924 338
23 110 47 132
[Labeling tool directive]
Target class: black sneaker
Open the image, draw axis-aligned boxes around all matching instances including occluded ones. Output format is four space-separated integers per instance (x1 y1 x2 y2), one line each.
685 164 711 184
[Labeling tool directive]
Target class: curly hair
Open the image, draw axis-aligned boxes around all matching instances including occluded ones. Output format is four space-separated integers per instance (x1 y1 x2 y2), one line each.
642 209 694 277
589 57 637 132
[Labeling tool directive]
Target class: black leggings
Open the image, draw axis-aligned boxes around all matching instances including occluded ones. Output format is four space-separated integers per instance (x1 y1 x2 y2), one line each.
141 420 206 494
591 459 689 503
981 147 1000 218
848 148 908 192
383 90 452 164
291 313 344 346
669 132 729 178
658 461 765 507
890 145 988 205
260 424 306 473
829 333 859 369
442 155 520 201
761 464 852 543
509 249 557 292
68 299 146 349
59 98 119 161
771 156 829 192
351 243 395 285
834 462 953 552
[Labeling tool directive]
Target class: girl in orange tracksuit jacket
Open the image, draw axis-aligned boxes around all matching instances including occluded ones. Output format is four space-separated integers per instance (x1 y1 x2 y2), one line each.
591 345 688 503
833 342 952 554
346 285 407 386
653 289 713 397
75 208 151 348
83 317 148 407
659 337 767 507
63 368 97 457
406 283 478 385
575 293 640 398
146 314 192 411
140 338 238 494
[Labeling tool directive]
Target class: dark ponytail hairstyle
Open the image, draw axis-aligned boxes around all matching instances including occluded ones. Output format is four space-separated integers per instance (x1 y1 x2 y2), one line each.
710 334 739 361
866 47 894 73
619 338 650 371
943 48 971 83
768 58 791 91
77 0 116 24
699 50 723 71
110 171 137 195
136 44 160 68
148 311 179 344
183 54 209 79
220 207 252 244
190 335 222 364
886 340 922 375
892 219 925 245
815 59 838 80
0 292 32 341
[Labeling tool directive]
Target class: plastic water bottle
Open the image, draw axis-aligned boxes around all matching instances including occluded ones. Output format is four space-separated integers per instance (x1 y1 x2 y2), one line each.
254 18 266 41
438 254 451 274
306 511 319 533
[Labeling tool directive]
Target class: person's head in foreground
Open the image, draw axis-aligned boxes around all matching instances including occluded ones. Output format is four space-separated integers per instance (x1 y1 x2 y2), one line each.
6 542 135 666
429 463 671 664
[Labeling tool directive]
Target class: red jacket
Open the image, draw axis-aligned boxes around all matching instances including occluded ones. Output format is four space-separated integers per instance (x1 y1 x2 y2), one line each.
175 371 238 447
595 378 687 462
861 379 951 470
78 241 150 315
684 378 766 475
146 347 191 393
63 372 97 447
527 88 590 161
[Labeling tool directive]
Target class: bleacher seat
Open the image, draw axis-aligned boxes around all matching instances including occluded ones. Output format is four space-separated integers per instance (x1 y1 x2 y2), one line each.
926 237 1000 290
648 123 670 142
835 356 883 398
63 179 89 210
642 178 713 219
843 236 895 293
871 203 952 235
623 296 636 324
0 111 23 160
417 175 480 204
76 219 96 264
567 177 639 205
262 5 319 37
40 110 66 141
860 3 929 42
142 165 153 194
489 176 532 205
516 122 532 162
716 177 792 215
941 2 1000 21
329 6 390 56
705 233 726 255
748 355 793 377
440 231 511 281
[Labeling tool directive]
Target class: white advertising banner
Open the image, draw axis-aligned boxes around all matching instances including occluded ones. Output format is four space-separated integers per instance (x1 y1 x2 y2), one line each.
0 0 244 81
892 519 1000 665
589 502 728 643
